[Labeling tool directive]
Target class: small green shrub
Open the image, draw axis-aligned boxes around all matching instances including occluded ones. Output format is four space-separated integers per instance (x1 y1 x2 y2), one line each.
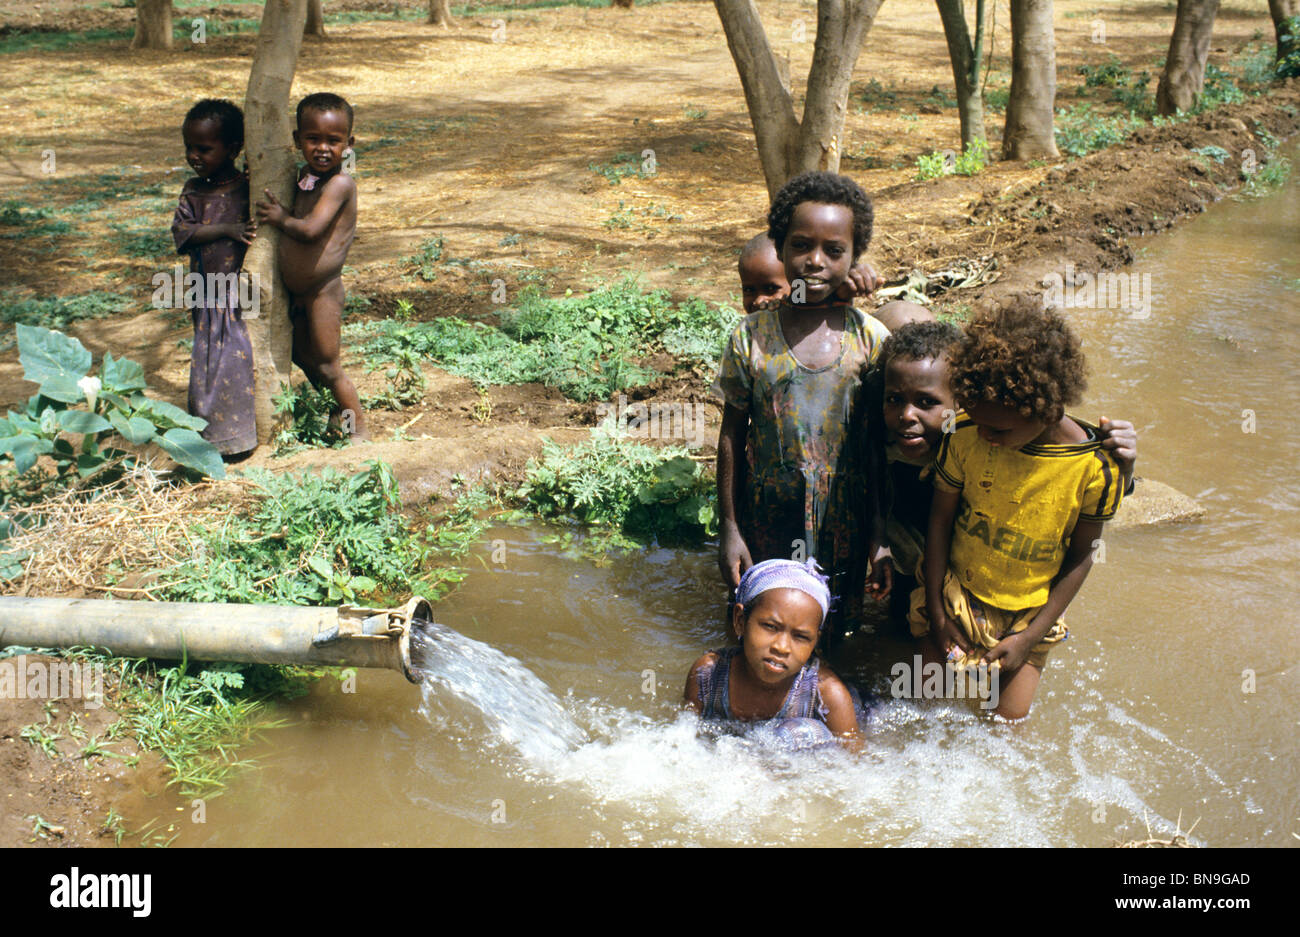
516 428 717 545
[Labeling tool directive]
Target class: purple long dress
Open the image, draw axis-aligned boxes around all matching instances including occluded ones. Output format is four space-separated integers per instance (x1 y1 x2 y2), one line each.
171 174 258 455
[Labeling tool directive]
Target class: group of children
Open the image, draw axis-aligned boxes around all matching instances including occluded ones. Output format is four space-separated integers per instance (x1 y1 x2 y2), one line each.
687 170 1137 741
173 93 366 457
171 99 1133 742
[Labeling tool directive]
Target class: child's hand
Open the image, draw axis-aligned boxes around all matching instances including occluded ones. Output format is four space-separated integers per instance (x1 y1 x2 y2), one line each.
1098 416 1137 477
981 630 1032 672
865 545 892 600
230 220 258 246
255 189 288 227
718 521 753 590
929 608 972 660
834 261 885 301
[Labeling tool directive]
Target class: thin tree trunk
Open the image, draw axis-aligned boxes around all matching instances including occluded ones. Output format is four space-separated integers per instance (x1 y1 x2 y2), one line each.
131 0 174 50
795 0 882 177
428 0 457 27
714 0 802 196
244 0 308 447
935 0 989 150
1156 0 1220 115
1267 0 1297 66
305 0 326 37
1002 0 1058 160
713 0 883 199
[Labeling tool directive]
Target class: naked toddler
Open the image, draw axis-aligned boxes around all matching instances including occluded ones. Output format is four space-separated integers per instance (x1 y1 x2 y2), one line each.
256 92 367 440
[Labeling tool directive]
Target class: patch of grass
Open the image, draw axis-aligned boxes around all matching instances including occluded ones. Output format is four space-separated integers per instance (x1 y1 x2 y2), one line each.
157 460 447 607
1054 104 1142 157
589 152 653 185
683 104 708 120
858 78 899 111
407 235 445 282
1240 154 1292 197
0 201 74 239
349 278 738 403
515 428 717 548
111 222 173 259
271 383 348 455
0 290 134 349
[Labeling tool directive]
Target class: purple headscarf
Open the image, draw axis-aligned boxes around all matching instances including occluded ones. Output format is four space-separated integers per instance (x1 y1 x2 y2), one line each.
736 558 833 624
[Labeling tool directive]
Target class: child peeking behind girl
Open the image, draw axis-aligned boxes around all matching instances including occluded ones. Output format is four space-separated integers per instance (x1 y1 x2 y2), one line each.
172 99 258 457
685 558 862 748
715 172 890 640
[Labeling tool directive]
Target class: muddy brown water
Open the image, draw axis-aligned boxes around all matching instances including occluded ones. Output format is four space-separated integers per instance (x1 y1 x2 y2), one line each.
171 150 1298 847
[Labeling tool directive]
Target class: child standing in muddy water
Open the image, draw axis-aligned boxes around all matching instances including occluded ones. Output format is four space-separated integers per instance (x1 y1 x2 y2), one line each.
172 99 259 457
911 297 1128 720
255 92 368 441
716 171 890 640
874 318 1138 631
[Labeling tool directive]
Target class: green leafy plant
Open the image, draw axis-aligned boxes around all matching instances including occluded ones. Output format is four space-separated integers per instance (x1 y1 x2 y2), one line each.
1054 104 1142 157
516 428 717 546
588 152 651 185
408 235 445 281
0 325 225 518
349 278 738 402
158 460 447 607
271 383 347 455
363 347 427 410
954 137 991 175
915 150 950 181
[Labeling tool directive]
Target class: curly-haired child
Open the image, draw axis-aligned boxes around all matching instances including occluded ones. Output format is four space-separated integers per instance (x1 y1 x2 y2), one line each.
911 296 1126 719
716 171 890 641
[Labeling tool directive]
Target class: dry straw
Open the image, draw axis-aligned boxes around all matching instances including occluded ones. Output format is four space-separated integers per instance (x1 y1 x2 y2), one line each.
2 463 256 600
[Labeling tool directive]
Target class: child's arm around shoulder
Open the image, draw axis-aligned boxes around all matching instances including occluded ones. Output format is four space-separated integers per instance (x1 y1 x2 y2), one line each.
683 651 719 715
816 665 863 751
255 172 355 243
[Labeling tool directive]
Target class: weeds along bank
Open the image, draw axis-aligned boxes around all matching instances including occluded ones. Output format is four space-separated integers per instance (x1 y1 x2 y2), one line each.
1 1 1299 840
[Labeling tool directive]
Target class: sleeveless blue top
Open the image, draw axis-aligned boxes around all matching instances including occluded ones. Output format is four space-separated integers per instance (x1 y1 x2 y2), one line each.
696 646 830 723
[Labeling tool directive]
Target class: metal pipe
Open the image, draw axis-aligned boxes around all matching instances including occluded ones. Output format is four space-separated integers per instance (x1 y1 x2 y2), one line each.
0 595 430 683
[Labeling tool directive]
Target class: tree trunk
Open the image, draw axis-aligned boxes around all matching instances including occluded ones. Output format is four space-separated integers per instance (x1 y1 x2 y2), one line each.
244 0 308 447
1267 0 1297 67
713 0 884 199
1002 0 1058 160
428 0 457 27
305 0 326 37
1155 0 1220 115
935 0 989 150
131 0 174 50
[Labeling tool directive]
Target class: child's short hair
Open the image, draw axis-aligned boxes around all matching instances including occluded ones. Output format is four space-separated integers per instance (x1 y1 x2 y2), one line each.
184 99 244 148
296 92 354 131
949 294 1088 425
767 171 873 261
879 320 962 373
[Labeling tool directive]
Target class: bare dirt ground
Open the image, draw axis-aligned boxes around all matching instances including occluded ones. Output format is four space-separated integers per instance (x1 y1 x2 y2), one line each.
0 0 1296 840
2 1 1296 501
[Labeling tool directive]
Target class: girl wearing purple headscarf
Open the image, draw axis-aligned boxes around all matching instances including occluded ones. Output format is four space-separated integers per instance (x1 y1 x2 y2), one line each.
684 559 862 748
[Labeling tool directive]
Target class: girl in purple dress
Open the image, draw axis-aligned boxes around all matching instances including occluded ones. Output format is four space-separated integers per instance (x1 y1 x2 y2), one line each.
171 99 258 456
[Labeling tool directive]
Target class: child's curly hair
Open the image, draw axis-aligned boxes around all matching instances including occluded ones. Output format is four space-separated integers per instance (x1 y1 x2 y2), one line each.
767 171 873 261
184 99 244 148
297 92 354 131
949 294 1088 425
878 320 962 372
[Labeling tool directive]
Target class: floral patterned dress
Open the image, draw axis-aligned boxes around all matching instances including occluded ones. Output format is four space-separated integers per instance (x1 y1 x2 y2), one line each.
715 301 890 626
171 173 258 455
